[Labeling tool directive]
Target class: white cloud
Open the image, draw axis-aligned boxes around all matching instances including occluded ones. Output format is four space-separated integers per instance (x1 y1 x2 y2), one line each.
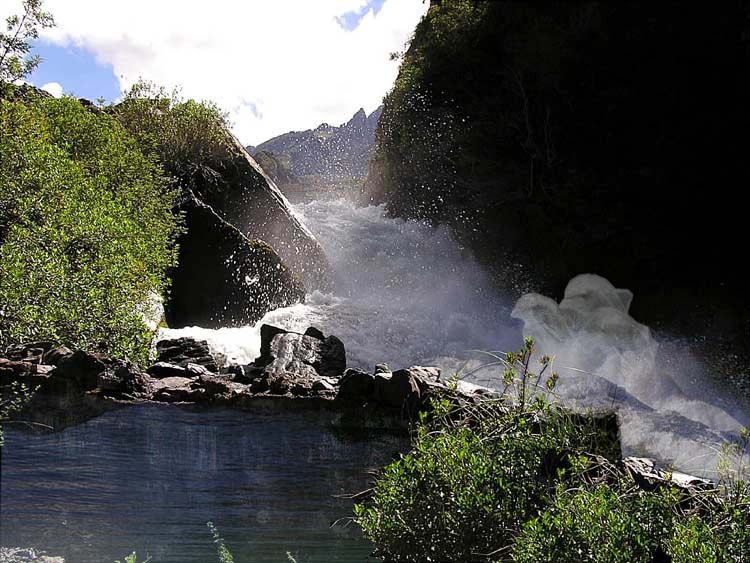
24 0 427 145
40 81 63 97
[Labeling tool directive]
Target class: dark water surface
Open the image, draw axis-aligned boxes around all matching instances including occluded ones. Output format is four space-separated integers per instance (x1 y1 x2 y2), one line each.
1 404 407 562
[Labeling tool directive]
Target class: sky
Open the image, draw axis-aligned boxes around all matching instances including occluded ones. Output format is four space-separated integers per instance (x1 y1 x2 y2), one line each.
3 0 427 145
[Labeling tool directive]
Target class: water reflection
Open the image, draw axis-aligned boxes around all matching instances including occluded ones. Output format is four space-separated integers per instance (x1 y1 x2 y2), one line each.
1 404 407 562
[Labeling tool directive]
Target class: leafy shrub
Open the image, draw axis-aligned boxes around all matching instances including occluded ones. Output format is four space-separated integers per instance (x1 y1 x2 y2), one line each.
355 340 619 562
0 95 179 362
111 80 234 195
356 339 750 562
513 482 677 563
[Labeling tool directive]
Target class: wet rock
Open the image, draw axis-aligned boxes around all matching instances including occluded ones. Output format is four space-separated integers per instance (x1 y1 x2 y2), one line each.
42 346 73 366
304 326 325 340
185 363 214 377
155 337 218 372
373 370 422 410
147 362 188 379
254 324 347 394
153 376 202 402
374 363 391 374
165 194 306 329
337 369 375 399
188 129 332 291
312 379 336 393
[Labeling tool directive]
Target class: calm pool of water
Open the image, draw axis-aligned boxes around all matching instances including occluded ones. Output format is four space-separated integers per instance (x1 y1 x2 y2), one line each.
0 404 407 562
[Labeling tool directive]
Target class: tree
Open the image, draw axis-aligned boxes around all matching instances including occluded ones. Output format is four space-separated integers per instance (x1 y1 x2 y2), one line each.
0 0 55 83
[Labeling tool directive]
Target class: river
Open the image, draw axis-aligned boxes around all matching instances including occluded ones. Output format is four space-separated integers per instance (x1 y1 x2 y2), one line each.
2 197 748 562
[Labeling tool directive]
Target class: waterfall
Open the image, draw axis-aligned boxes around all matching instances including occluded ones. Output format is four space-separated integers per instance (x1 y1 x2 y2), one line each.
160 198 749 478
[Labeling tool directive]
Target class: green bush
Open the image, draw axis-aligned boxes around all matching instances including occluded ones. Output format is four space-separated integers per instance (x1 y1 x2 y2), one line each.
355 340 750 562
111 80 234 195
513 482 677 563
0 95 179 362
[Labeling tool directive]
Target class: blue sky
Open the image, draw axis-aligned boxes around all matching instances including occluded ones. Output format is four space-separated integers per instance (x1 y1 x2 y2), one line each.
8 0 426 145
28 41 120 103
337 0 386 31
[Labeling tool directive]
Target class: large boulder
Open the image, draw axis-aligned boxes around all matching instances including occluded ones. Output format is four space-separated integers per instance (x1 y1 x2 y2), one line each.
165 194 306 328
252 324 346 396
188 129 332 291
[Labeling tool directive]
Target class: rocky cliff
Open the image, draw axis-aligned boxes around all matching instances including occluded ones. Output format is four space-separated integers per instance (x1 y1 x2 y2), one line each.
249 106 382 194
364 1 750 352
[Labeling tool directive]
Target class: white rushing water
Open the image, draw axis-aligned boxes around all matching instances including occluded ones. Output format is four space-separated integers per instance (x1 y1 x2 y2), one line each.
161 198 749 478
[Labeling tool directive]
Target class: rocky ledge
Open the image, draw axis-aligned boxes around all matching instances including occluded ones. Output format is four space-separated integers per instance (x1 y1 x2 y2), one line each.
0 324 493 431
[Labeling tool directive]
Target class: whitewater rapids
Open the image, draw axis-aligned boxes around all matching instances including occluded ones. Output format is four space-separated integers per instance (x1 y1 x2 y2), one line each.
161 198 749 478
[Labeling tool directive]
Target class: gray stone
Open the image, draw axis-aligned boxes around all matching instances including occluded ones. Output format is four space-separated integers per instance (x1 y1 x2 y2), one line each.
55 350 107 390
153 376 201 402
155 337 219 372
373 370 421 409
147 362 188 379
337 369 375 399
42 345 73 366
164 194 306 329
312 379 336 393
254 324 347 395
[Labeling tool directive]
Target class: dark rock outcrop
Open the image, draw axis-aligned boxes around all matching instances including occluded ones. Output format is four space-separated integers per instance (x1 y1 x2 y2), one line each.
364 1 750 360
187 130 332 291
164 194 306 328
251 324 346 397
155 337 219 372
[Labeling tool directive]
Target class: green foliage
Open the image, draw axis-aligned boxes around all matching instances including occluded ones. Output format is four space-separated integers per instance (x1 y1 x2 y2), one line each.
513 482 677 563
207 521 234 563
0 0 55 82
355 340 616 563
111 80 234 194
0 95 179 362
356 338 750 562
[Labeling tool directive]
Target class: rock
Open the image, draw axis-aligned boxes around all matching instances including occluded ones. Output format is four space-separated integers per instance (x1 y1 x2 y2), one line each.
147 362 188 379
0 547 64 563
155 337 218 372
312 379 336 394
2 342 54 364
254 325 347 395
185 363 213 377
113 362 154 399
193 373 233 399
54 350 107 391
337 368 375 399
0 359 53 388
373 370 422 410
192 125 332 291
621 457 714 493
374 363 391 374
164 194 306 329
304 326 325 340
42 345 73 366
153 376 202 402
225 364 264 384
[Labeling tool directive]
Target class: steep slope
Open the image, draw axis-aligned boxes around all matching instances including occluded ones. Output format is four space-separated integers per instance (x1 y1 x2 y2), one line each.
364 1 750 351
